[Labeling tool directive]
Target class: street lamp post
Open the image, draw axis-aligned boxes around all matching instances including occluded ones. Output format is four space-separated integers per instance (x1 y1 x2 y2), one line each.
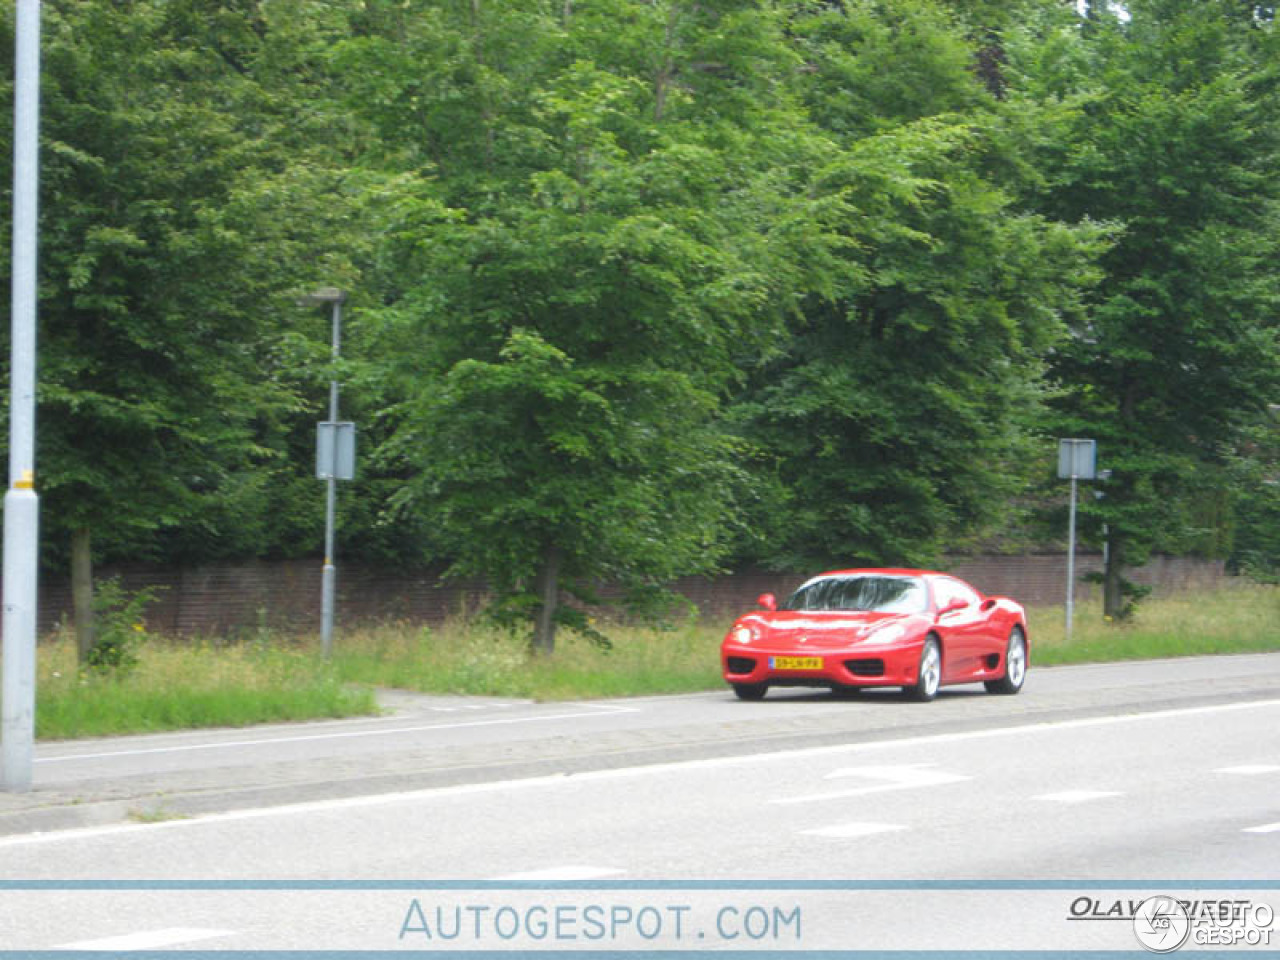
2 0 41 794
302 288 348 659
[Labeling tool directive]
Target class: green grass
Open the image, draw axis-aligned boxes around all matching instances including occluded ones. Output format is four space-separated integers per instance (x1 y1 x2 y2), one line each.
1026 582 1280 665
23 583 1280 739
328 619 722 700
35 633 378 740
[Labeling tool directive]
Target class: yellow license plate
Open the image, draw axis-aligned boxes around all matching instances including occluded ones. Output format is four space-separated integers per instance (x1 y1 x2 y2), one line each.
770 656 824 671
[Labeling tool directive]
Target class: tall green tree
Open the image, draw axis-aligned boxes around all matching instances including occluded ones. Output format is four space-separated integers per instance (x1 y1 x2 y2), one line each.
0 0 361 657
730 0 1109 570
1227 411 1280 580
346 0 814 652
1009 0 1280 615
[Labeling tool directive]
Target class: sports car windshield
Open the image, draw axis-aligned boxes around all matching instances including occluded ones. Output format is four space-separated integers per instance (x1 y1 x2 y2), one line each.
781 575 927 614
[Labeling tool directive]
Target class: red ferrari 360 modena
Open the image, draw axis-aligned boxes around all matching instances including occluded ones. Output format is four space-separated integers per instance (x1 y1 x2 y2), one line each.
720 568 1028 702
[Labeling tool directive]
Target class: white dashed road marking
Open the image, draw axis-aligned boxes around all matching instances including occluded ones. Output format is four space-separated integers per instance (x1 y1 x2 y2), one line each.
1034 790 1123 804
1242 822 1280 834
1217 764 1280 776
54 927 232 951
799 822 908 839
774 763 970 805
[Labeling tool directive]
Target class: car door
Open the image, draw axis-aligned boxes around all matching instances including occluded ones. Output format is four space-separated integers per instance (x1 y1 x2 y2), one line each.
931 577 988 681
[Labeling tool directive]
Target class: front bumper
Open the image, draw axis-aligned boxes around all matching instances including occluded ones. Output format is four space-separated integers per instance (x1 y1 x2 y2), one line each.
721 639 925 689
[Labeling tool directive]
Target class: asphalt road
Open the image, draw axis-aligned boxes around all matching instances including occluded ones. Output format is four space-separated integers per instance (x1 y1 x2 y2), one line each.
2 651 1279 838
1 653 1278 951
0 653 1278 952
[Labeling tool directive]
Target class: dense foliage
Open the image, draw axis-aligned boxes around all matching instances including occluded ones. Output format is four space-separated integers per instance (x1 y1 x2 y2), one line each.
1 0 1276 648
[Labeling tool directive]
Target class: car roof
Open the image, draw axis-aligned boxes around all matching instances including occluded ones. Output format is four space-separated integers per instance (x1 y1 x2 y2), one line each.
812 568 942 579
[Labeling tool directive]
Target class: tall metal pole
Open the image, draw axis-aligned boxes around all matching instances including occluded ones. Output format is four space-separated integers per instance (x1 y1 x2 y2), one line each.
320 298 342 659
1065 475 1078 642
3 0 42 793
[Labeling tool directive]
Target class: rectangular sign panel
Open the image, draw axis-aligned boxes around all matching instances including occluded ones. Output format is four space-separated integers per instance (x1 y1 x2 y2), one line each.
316 421 356 480
1057 438 1097 480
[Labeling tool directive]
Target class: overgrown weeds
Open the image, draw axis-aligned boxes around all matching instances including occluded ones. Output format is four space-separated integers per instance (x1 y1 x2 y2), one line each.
1027 582 1280 664
35 628 377 740
329 618 720 700
21 583 1279 739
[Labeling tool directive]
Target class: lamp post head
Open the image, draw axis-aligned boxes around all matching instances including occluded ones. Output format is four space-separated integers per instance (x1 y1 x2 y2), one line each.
299 287 347 306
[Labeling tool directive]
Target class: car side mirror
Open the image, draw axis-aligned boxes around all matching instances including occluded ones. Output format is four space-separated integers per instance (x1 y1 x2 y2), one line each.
937 599 969 619
757 593 777 612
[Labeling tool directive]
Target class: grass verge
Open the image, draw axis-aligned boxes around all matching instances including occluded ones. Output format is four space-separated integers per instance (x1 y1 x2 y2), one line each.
1026 583 1280 665
22 582 1279 739
35 635 378 740
329 619 721 700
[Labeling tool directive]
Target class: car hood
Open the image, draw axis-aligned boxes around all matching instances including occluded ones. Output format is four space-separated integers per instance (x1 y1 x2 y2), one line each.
736 610 919 648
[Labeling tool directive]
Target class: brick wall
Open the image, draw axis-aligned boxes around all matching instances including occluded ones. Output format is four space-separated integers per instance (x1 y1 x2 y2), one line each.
29 553 1228 638
36 560 490 637
943 554 1228 607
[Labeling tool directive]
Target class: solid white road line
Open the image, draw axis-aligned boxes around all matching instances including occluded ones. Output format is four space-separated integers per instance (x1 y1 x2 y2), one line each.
54 927 232 951
5 698 1279 849
35 702 640 765
1034 790 1124 804
799 822 907 839
492 866 625 881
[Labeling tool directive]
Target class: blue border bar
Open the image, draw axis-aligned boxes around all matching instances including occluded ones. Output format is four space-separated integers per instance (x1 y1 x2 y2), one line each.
2 953 1271 959
1 880 1279 890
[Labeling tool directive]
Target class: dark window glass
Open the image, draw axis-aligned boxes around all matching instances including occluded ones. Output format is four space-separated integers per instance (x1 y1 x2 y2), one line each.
782 576 926 614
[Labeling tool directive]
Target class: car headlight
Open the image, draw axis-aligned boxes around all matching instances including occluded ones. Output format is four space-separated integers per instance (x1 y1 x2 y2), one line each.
869 623 906 645
731 625 755 645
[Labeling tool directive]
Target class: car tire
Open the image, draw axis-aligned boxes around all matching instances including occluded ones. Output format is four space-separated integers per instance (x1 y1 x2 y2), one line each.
907 636 941 702
732 682 768 701
985 627 1027 695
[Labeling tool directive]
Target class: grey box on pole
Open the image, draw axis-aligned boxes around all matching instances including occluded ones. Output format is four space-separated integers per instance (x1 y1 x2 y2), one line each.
316 421 356 480
1057 438 1097 480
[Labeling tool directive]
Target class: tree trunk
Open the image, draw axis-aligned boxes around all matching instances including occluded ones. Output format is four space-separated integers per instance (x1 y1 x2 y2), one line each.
72 527 95 663
532 545 562 656
653 4 685 123
1103 536 1125 620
